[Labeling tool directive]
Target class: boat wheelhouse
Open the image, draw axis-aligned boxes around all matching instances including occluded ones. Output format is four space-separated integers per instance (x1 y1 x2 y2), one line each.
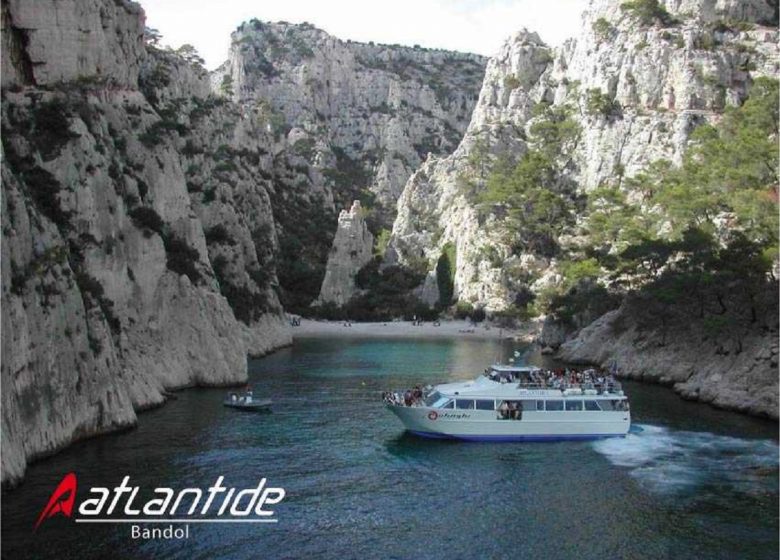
384 364 630 441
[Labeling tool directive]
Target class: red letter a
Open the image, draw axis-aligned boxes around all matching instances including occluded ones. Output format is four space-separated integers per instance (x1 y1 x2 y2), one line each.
34 472 77 530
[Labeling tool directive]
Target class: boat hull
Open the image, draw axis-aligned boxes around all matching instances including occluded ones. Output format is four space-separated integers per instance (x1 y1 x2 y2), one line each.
223 399 272 412
387 404 630 441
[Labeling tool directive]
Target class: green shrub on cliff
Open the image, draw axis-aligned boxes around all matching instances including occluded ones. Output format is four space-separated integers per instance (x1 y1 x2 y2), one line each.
220 74 234 97
585 89 621 119
564 78 780 335
620 0 677 26
31 99 80 160
592 18 614 42
312 260 430 321
162 233 202 284
478 104 582 259
436 243 456 306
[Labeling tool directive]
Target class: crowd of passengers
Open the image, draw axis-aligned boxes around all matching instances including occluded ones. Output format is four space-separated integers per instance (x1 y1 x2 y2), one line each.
382 368 623 408
488 367 620 393
382 386 425 407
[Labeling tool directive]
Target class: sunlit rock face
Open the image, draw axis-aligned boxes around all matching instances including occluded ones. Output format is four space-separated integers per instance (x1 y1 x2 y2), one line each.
315 201 374 306
385 0 778 419
210 20 487 309
214 20 487 218
1 0 145 88
388 0 778 311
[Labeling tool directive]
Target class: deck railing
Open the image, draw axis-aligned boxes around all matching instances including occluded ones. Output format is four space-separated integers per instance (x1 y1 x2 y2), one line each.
513 380 623 394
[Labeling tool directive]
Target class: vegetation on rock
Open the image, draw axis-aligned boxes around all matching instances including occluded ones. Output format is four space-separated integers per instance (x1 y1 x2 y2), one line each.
549 78 779 339
620 0 678 26
436 242 456 306
477 103 581 258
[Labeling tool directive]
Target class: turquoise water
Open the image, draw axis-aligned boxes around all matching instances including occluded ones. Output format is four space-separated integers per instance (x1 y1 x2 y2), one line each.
2 337 778 559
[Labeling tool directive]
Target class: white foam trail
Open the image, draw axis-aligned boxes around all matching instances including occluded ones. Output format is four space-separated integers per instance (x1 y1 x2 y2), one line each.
593 424 779 495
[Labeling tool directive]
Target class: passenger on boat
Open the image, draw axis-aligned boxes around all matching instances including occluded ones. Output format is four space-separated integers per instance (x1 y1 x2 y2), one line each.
404 390 413 407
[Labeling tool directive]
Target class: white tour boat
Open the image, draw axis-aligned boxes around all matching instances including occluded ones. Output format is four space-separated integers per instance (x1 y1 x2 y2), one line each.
384 364 630 441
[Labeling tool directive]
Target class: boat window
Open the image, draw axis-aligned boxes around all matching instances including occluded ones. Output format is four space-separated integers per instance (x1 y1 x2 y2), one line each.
584 400 602 411
455 399 475 410
521 400 536 409
431 396 451 408
423 392 441 406
536 401 545 411
600 400 621 411
441 400 454 409
565 400 584 411
545 400 564 411
475 400 494 411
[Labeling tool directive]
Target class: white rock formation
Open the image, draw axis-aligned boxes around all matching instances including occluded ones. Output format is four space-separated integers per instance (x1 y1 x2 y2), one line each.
1 0 145 88
388 0 778 310
315 201 374 306
557 303 779 419
1 0 292 486
214 21 486 215
208 21 487 309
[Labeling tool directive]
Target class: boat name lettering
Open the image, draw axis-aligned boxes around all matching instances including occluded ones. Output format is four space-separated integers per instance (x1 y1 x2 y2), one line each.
437 412 471 420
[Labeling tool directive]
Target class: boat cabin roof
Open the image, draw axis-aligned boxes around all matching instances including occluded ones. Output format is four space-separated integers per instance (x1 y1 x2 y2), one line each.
488 365 541 373
433 376 625 400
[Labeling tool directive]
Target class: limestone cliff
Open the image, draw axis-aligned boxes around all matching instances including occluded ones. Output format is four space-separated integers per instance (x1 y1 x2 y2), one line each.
1 0 291 486
216 21 486 214
386 0 778 418
388 0 778 310
557 296 779 419
315 201 374 306
211 21 486 309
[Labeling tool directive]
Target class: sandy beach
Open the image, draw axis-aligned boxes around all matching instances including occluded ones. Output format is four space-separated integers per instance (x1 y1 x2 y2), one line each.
292 318 538 341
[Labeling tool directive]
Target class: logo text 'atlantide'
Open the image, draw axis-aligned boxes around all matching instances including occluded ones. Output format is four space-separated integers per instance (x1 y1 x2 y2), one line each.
35 473 285 530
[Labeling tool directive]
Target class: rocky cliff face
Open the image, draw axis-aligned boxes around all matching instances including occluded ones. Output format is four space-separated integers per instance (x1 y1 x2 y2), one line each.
385 0 778 418
388 0 778 310
1 0 145 88
211 21 486 309
557 297 779 419
315 201 374 306
1 0 291 486
216 21 486 215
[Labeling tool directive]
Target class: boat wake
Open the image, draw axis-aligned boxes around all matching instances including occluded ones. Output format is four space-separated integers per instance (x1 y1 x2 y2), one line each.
592 424 779 495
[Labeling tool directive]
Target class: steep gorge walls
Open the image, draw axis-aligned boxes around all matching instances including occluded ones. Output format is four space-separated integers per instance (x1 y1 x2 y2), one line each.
385 0 779 417
1 0 290 486
213 21 487 310
388 0 778 311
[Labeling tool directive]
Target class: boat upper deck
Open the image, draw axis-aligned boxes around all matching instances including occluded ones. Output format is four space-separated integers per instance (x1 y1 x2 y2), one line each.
435 363 624 396
382 364 628 410
432 375 625 400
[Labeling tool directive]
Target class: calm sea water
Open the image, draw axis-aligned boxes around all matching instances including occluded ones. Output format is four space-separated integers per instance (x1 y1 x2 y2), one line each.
2 337 778 560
